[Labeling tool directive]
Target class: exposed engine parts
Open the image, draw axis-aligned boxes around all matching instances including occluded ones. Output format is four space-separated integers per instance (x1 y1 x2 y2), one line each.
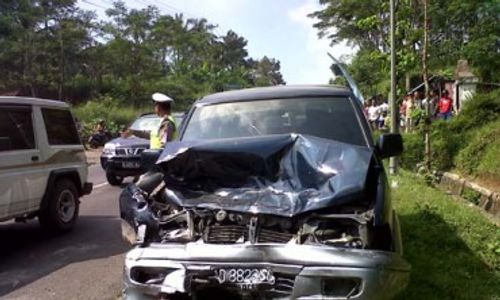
120 182 374 250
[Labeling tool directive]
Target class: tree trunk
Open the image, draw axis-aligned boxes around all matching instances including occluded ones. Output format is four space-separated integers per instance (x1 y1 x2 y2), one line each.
423 0 431 171
405 73 411 92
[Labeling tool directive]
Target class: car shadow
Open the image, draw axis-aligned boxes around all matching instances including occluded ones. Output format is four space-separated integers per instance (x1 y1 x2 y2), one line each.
395 210 499 300
0 215 129 297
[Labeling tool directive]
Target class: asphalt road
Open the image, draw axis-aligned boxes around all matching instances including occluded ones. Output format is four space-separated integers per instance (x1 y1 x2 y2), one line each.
0 165 129 300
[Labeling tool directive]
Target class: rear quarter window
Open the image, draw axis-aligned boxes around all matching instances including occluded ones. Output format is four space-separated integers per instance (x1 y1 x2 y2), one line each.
42 108 81 145
0 107 35 151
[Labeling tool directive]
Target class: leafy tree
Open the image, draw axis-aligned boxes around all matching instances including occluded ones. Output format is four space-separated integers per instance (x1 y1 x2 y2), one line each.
311 0 500 94
0 0 286 106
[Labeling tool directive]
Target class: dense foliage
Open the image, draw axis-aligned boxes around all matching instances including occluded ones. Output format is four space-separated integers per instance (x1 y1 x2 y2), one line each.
399 90 500 181
311 0 500 97
0 0 285 107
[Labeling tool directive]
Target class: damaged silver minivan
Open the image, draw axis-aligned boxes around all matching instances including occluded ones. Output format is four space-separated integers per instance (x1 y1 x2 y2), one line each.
119 85 410 299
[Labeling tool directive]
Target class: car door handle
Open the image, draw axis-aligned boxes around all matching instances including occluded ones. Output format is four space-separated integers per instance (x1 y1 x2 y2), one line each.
31 156 39 162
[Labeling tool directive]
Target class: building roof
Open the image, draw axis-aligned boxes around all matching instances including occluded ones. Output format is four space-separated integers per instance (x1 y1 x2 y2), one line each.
196 85 352 105
0 96 69 108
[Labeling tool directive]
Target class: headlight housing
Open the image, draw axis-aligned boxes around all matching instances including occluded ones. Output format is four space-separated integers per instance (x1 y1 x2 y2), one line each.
103 143 116 155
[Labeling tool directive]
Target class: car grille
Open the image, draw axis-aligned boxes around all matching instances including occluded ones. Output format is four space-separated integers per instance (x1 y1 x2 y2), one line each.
258 229 293 243
204 226 293 244
116 148 145 156
204 225 247 243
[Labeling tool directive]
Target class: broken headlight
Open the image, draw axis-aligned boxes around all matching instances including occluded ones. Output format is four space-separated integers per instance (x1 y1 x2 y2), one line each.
299 214 370 249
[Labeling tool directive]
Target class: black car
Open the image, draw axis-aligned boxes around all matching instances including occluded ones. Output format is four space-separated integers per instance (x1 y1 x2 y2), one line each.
101 113 183 185
120 85 410 299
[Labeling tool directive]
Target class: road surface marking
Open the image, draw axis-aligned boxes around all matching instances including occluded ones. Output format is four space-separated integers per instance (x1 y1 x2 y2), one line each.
94 182 108 189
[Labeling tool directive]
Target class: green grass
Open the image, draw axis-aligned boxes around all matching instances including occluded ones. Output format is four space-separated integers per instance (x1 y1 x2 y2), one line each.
392 170 500 300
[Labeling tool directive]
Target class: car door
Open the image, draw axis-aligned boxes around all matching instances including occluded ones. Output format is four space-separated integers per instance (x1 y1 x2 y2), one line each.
0 105 41 220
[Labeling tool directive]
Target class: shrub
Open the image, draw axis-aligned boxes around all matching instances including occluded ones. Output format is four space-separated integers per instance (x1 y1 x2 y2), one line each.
400 132 425 170
429 121 463 171
456 120 500 178
477 140 500 179
449 89 500 134
73 95 147 125
73 95 148 140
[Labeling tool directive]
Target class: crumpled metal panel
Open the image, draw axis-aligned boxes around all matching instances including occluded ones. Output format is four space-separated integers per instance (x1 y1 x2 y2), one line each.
156 134 373 217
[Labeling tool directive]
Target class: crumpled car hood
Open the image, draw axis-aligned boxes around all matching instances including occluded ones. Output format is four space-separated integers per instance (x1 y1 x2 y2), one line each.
157 134 373 217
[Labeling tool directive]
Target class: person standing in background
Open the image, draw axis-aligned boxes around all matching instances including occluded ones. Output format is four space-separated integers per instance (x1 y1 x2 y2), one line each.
438 90 453 121
367 99 381 131
400 96 408 130
377 97 389 129
422 90 438 119
405 94 414 133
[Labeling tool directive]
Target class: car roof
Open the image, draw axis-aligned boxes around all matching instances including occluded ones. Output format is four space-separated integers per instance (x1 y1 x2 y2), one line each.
196 85 352 106
0 96 70 108
138 113 159 118
139 112 184 118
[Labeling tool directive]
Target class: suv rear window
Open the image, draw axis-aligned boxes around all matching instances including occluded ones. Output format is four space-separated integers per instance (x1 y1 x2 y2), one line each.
42 108 81 145
0 107 35 151
183 97 367 146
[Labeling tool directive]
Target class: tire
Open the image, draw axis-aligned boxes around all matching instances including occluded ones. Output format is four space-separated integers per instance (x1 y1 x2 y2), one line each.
39 179 79 232
106 168 124 186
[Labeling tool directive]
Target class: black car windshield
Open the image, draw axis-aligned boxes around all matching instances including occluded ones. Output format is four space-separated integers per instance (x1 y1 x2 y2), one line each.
182 97 367 146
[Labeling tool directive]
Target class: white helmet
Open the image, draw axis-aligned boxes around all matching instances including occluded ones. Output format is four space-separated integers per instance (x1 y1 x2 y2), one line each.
152 92 174 103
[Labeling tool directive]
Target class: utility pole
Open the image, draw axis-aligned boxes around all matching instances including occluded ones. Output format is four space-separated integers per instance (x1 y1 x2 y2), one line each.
389 0 398 175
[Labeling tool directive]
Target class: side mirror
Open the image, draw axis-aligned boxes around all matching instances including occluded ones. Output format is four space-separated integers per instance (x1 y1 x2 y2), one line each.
377 133 404 159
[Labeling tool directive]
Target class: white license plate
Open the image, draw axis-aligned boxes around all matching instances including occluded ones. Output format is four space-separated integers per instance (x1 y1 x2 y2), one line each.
214 268 275 285
122 161 140 168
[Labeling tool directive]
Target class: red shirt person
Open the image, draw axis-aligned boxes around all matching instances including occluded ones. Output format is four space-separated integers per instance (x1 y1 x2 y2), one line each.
438 90 453 120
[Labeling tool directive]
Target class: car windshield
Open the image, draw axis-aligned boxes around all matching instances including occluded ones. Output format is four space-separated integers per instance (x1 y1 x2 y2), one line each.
182 97 367 146
129 115 162 132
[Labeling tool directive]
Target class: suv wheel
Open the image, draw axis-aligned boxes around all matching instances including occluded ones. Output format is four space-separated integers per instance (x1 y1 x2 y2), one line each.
106 168 124 186
39 179 79 232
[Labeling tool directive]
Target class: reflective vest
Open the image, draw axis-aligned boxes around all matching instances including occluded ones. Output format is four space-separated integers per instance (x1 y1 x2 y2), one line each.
150 115 177 149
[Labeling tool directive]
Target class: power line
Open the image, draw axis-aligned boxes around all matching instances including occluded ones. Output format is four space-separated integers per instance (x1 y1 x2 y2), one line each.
81 0 229 37
155 0 197 18
138 0 228 36
82 0 107 10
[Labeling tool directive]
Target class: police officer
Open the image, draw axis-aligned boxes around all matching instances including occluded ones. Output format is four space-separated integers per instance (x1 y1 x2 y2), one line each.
150 92 177 149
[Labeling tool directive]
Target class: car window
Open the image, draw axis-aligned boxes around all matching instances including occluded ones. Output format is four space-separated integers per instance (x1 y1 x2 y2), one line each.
42 108 81 145
183 97 367 146
0 107 35 151
129 116 162 132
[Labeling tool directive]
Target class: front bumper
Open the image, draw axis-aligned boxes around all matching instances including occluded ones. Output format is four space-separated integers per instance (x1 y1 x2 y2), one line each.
82 182 93 195
123 243 410 299
101 155 143 177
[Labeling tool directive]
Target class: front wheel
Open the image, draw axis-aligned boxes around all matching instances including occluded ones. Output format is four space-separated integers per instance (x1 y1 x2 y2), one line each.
106 168 124 186
39 179 79 232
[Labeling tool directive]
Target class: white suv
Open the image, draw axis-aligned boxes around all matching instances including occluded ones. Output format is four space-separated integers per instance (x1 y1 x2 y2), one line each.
0 97 92 231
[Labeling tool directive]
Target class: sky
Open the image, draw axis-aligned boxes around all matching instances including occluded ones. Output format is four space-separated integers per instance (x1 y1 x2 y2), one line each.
77 0 356 84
